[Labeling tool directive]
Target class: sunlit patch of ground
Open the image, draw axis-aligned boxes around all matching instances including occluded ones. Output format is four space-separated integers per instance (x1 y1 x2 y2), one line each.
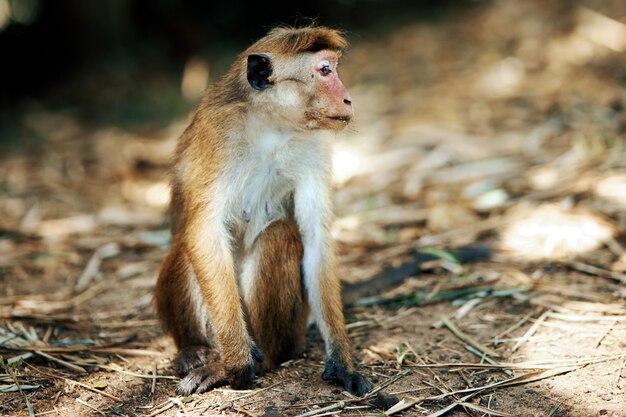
501 203 615 260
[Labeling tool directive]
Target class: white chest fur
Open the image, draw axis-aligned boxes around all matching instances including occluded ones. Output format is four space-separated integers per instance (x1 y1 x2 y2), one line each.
223 128 329 250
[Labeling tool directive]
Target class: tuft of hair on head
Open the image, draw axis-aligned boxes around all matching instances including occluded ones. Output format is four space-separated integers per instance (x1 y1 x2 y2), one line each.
248 25 348 55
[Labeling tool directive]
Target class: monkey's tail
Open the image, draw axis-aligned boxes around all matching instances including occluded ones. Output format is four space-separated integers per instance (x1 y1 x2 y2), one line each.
342 245 491 306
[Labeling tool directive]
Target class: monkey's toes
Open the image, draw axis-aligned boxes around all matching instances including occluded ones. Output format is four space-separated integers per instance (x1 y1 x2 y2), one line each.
176 365 227 395
344 372 373 396
322 360 373 396
175 345 217 376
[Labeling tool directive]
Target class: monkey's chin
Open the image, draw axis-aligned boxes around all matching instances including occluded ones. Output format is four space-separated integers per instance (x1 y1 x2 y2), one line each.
322 116 351 131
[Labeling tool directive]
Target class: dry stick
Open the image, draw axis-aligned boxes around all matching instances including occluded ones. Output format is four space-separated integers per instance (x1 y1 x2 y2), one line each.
408 344 481 417
566 261 626 284
387 365 580 415
464 345 513 377
84 364 178 380
286 371 409 411
309 412 342 417
233 406 262 417
34 350 86 374
26 363 122 402
150 364 157 395
505 353 626 368
384 396 430 415
74 243 120 292
428 366 579 401
360 369 411 400
418 396 518 417
15 409 64 417
511 310 550 352
294 401 345 417
148 400 176 417
453 401 517 417
170 397 190 417
492 310 536 345
7 345 162 356
76 398 106 416
410 353 626 413
61 281 111 310
232 380 283 401
440 316 500 358
616 359 625 385
3 358 35 417
92 348 162 357
98 320 159 328
606 237 625 257
595 320 617 348
512 293 624 317
403 342 448 393
547 311 626 322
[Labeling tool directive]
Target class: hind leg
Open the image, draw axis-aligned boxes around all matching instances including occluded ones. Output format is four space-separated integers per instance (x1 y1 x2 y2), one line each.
243 220 310 370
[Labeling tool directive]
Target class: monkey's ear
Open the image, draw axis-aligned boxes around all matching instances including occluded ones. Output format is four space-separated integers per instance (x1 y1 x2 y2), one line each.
247 54 273 91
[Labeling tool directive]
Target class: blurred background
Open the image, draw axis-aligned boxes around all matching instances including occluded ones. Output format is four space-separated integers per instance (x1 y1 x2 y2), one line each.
1 1 626 416
0 0 465 133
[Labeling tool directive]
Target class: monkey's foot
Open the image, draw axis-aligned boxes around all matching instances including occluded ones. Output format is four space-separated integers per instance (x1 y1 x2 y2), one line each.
176 343 264 395
177 364 228 395
175 346 219 376
322 358 373 397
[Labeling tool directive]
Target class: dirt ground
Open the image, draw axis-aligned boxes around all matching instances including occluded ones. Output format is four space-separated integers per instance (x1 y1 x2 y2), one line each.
2 0 626 416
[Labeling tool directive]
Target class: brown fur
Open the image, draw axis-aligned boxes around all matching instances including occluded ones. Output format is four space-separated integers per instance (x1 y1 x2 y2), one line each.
153 236 210 349
154 26 370 396
247 220 309 369
246 26 348 55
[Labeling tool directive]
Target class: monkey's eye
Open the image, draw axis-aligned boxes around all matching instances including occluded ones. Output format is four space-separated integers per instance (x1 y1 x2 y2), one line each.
318 60 333 76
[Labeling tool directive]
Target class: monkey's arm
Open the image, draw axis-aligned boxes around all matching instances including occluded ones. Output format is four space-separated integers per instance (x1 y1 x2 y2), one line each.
295 175 372 396
183 204 262 388
343 245 491 305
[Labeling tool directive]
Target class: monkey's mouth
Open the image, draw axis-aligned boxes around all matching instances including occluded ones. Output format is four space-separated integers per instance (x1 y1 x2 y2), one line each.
328 116 351 123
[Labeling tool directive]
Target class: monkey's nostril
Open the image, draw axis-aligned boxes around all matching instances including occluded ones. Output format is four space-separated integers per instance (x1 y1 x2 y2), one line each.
343 99 352 105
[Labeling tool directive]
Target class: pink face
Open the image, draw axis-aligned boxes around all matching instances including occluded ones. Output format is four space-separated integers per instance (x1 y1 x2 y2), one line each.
246 49 353 131
308 52 353 129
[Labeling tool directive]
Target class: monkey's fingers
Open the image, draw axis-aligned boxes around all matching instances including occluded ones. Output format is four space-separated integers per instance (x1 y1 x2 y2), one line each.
343 372 372 397
322 361 373 396
176 365 227 395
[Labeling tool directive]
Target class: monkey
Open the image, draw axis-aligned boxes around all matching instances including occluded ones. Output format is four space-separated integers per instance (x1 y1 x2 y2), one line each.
153 26 375 397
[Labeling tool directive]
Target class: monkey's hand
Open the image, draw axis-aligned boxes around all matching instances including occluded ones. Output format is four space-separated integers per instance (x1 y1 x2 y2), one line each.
322 357 373 396
225 342 264 389
176 343 263 395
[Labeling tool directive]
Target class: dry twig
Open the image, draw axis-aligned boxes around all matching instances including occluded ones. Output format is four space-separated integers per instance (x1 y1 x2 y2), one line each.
440 316 500 358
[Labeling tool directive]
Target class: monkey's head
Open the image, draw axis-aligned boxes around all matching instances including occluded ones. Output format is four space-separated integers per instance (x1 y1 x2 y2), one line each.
241 26 353 132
